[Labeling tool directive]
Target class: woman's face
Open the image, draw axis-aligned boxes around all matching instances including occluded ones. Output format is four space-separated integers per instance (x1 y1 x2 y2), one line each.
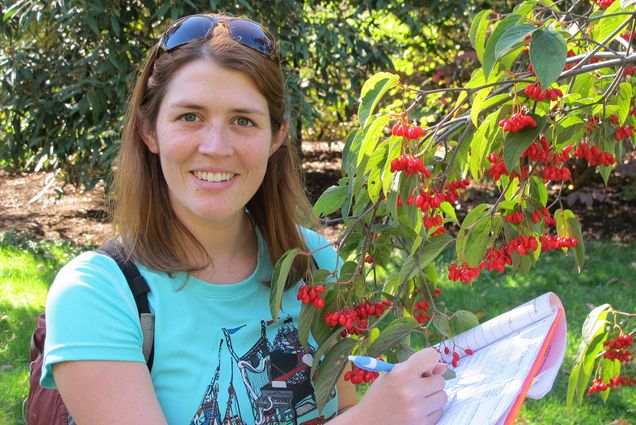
142 59 284 229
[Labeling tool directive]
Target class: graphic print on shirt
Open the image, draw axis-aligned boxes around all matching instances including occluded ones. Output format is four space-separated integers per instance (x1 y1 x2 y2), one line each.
190 316 335 425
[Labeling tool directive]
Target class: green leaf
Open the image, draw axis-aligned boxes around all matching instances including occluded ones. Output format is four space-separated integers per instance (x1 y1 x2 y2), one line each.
568 304 610 406
503 113 548 172
450 310 480 334
601 358 621 401
314 185 347 217
470 87 493 126
366 317 420 357
315 338 356 412
365 139 389 203
483 14 523 79
494 23 536 61
594 0 631 43
382 136 401 197
567 216 585 272
529 176 548 206
269 248 301 323
433 314 452 338
530 29 567 88
456 203 491 263
358 114 391 167
469 9 492 64
463 218 491 267
440 201 458 224
513 1 538 16
400 233 453 283
616 82 633 125
469 111 499 180
358 73 399 128
298 302 317 349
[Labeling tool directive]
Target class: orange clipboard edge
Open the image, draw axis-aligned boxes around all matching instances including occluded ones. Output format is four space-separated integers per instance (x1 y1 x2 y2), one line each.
503 306 565 425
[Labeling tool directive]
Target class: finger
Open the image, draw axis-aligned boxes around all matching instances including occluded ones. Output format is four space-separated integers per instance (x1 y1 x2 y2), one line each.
422 362 447 378
424 389 448 412
425 408 444 425
420 374 445 398
432 362 447 376
405 347 440 375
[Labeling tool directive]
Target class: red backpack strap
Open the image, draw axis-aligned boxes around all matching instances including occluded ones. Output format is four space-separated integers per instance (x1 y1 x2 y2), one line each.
98 240 155 371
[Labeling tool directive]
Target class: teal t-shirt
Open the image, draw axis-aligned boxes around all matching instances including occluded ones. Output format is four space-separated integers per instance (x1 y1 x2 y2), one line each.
41 227 340 425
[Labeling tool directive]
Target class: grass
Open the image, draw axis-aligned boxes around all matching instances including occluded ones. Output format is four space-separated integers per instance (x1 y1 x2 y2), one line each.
0 233 86 425
0 232 634 424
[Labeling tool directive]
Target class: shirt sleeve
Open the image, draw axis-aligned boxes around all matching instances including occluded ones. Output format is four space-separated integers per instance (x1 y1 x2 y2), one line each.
300 227 341 276
40 251 145 389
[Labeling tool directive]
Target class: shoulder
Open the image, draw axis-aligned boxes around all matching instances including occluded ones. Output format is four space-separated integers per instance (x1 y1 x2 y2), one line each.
46 251 137 317
298 226 340 273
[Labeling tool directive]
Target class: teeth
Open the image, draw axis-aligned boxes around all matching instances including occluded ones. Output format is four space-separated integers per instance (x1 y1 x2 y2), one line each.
193 171 233 182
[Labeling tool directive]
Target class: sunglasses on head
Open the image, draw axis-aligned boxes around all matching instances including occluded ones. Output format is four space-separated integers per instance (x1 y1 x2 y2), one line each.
158 14 279 61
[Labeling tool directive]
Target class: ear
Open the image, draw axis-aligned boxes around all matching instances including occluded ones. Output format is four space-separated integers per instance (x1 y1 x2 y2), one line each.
138 117 159 154
270 121 289 156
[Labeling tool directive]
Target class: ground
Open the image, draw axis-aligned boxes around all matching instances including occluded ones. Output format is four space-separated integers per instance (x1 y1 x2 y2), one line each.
1 142 635 245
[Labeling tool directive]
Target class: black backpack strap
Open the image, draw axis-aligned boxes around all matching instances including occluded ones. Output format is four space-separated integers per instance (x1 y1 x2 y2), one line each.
98 240 155 371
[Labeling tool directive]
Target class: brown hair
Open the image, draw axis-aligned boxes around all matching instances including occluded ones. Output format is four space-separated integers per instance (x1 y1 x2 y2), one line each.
110 14 315 286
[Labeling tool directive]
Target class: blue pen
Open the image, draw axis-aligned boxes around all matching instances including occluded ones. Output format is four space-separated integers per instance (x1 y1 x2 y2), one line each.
348 355 457 379
348 355 394 372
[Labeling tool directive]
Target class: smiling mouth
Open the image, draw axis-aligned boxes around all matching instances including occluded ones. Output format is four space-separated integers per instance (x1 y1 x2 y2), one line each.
192 171 234 182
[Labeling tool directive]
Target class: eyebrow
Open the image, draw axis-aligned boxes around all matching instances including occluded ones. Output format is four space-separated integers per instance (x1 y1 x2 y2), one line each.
169 102 267 116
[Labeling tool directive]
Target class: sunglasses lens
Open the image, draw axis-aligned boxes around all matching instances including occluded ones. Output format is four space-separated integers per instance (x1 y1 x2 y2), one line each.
227 20 276 59
162 16 215 51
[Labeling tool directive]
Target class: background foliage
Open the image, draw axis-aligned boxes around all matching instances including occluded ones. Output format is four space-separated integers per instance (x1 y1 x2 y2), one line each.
0 0 498 189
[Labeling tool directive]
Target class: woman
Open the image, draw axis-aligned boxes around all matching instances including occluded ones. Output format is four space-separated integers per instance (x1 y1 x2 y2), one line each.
41 13 447 425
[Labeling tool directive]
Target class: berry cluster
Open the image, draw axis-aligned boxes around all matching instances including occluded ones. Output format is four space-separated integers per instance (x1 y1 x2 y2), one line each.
626 66 636 76
442 345 474 368
520 136 572 182
532 208 556 226
414 300 431 324
524 83 564 102
391 123 426 140
499 111 538 133
344 361 380 384
364 254 374 264
423 213 443 230
444 179 471 203
595 0 615 8
603 333 633 363
621 31 635 42
324 300 392 336
448 262 481 284
588 376 635 394
574 143 616 167
539 235 579 252
585 115 600 132
508 234 539 256
297 285 326 309
614 125 634 142
482 246 513 273
505 211 523 224
487 152 528 181
390 155 431 177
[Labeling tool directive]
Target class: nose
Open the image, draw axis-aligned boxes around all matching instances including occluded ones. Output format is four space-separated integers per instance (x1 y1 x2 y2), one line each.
197 123 233 157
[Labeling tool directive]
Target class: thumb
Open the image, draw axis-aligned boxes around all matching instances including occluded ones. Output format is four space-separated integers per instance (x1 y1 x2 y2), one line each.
404 347 440 376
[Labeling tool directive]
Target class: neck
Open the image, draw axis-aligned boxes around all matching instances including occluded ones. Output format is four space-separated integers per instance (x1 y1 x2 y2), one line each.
184 212 259 283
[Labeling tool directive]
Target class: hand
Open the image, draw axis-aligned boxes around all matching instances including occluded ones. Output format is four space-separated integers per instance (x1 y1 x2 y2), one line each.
336 348 448 425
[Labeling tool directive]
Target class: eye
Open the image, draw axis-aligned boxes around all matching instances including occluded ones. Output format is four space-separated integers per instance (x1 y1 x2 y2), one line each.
179 112 199 122
233 116 255 127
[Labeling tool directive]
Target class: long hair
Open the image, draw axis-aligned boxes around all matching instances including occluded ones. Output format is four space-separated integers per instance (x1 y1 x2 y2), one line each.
110 14 315 287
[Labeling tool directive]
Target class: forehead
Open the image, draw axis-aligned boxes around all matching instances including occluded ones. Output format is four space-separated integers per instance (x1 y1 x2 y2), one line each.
162 59 268 110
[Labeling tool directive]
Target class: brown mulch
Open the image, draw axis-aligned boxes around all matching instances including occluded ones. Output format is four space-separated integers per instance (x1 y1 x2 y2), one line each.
1 142 635 246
